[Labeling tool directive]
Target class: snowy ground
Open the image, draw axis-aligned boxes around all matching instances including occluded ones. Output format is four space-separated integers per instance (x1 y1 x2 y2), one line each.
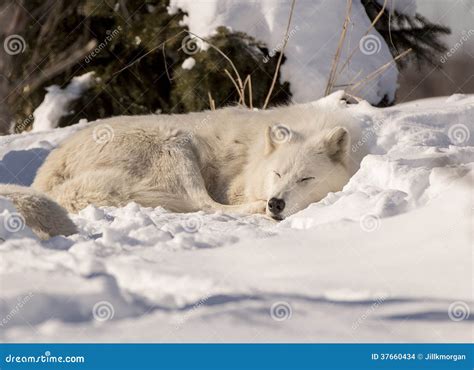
0 94 473 342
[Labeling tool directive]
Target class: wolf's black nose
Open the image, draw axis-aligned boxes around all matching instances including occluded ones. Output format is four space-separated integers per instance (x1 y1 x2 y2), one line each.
268 198 285 214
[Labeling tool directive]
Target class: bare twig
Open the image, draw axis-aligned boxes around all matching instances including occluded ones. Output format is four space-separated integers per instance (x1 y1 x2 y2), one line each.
262 0 296 109
325 0 352 96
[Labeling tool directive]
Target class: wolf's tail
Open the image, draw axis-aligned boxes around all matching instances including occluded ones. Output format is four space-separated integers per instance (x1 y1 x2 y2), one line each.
0 184 77 240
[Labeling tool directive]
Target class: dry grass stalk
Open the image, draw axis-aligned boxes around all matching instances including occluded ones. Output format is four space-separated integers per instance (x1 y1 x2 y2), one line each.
208 91 216 110
262 0 297 109
115 29 248 107
224 69 246 106
186 31 246 106
324 0 353 96
343 92 364 103
349 48 412 93
335 0 388 81
242 75 254 109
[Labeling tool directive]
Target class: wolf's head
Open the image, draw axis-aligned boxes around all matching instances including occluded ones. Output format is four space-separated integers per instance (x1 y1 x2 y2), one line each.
259 125 351 220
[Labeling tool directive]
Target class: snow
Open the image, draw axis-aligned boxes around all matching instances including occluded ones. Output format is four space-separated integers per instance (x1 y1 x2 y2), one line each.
0 93 473 342
181 57 196 70
32 72 95 133
169 0 399 105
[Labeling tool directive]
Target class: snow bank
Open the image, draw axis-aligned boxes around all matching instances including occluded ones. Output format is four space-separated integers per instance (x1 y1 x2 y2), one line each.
169 0 398 105
32 72 94 132
0 93 472 342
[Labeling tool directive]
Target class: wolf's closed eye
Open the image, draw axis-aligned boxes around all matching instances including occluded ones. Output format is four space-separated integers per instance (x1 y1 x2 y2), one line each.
273 171 281 178
297 177 315 183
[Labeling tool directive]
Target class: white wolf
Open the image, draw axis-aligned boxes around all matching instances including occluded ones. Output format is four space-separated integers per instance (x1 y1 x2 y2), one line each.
2 97 362 238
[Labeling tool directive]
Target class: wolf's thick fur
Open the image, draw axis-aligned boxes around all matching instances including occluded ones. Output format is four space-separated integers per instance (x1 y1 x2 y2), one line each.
0 184 77 240
1 100 361 238
32 103 359 221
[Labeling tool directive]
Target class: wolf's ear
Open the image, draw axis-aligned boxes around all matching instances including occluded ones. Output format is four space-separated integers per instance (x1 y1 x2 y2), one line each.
264 126 275 155
324 127 349 162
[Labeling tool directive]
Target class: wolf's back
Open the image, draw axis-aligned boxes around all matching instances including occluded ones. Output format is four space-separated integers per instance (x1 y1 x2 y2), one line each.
0 184 77 240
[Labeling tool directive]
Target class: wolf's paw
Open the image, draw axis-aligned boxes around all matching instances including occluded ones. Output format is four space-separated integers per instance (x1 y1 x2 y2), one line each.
244 200 267 215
